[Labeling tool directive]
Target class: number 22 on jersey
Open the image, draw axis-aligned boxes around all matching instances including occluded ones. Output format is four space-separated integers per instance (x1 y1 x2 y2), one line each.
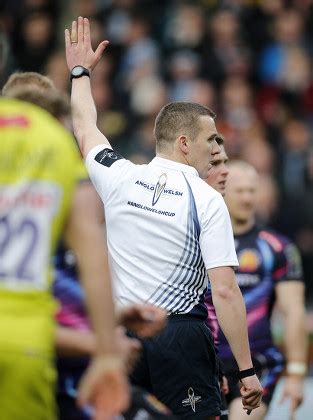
0 181 61 291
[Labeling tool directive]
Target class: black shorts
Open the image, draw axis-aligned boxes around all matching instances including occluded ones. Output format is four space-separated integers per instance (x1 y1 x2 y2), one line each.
130 315 221 419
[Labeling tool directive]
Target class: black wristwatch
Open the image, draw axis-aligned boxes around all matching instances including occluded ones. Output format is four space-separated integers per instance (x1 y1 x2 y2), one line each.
70 65 90 81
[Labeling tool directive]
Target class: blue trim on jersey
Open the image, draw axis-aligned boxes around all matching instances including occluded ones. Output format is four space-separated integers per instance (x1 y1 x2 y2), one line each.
259 347 284 391
165 221 206 313
243 239 275 310
187 176 201 239
147 215 193 304
179 176 207 313
256 239 274 273
148 174 207 314
243 277 272 309
53 270 85 305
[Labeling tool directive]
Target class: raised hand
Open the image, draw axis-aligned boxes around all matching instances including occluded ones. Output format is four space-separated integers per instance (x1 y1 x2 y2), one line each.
65 16 109 72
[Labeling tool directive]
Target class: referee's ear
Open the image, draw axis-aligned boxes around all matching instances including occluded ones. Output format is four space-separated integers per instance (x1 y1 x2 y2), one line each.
178 135 190 154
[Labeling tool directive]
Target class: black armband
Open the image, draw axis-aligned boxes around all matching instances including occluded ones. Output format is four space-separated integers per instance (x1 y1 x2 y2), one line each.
238 367 256 380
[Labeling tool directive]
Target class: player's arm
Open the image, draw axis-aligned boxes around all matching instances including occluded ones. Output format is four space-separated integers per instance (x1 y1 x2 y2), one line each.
56 326 96 357
208 267 263 412
55 326 141 375
56 303 166 357
64 182 114 355
65 17 111 158
64 182 129 414
275 281 308 412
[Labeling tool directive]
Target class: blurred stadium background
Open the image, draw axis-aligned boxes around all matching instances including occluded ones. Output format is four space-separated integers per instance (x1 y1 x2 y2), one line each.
0 1 312 418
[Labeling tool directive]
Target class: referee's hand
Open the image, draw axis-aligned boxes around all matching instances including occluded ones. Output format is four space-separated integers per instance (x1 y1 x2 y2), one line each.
117 304 167 337
239 374 263 415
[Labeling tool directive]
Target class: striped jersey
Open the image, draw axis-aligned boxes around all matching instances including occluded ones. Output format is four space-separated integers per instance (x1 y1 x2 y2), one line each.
86 145 238 318
53 242 89 331
205 225 303 357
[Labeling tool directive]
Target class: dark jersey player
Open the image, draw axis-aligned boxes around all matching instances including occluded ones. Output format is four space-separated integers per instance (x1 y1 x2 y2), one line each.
206 160 307 420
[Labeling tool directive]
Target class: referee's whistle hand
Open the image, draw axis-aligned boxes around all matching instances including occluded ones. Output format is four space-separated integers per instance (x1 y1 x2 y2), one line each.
240 375 263 412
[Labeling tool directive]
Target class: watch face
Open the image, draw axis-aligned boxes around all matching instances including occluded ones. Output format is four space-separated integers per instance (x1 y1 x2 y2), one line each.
72 66 84 76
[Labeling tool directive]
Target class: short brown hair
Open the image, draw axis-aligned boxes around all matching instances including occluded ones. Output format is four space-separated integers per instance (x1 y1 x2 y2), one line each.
154 102 216 151
2 72 70 119
2 72 55 95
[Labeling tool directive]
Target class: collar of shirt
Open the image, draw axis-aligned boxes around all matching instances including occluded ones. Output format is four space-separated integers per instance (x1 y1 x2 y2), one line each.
149 156 199 177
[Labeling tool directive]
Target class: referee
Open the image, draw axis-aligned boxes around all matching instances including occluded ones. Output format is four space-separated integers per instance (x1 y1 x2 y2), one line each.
65 17 263 419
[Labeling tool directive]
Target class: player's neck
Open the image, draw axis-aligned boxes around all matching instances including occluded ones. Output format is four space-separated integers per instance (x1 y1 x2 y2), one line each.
231 217 255 235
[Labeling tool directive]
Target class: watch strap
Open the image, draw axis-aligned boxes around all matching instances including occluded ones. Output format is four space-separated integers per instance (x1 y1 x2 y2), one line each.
70 66 90 82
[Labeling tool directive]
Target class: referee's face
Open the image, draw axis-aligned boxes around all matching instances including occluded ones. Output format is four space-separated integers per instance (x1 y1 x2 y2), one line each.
189 115 221 179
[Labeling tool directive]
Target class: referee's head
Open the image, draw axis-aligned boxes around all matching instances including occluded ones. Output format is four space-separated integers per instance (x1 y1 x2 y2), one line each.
154 101 216 153
154 101 220 179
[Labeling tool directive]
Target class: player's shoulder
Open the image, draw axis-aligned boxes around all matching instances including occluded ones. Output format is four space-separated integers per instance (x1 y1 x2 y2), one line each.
260 229 303 279
258 228 294 253
1 97 74 145
1 97 62 129
1 97 78 157
0 97 39 114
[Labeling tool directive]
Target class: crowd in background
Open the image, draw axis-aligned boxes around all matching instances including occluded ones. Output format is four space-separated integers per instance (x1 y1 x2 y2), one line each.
0 0 312 303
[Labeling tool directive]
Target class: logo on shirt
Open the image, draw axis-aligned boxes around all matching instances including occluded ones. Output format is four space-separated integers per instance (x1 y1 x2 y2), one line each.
152 173 167 206
284 243 303 279
238 249 260 272
135 179 183 199
236 273 260 286
182 387 201 412
94 148 123 167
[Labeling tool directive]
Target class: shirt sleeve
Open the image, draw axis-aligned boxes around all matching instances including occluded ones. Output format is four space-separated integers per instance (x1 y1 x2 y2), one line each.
199 193 239 270
274 240 303 283
85 144 134 203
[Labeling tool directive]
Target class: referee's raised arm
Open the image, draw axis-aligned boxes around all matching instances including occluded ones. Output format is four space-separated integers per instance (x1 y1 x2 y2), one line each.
65 17 111 158
64 17 130 418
